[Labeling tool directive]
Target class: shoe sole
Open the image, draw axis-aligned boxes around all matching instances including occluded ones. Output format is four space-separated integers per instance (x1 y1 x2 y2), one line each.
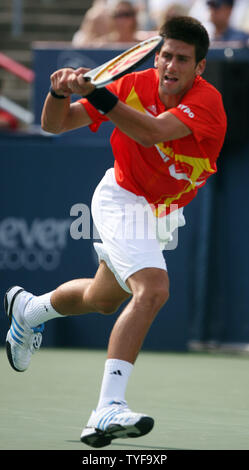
4 286 24 372
81 416 154 448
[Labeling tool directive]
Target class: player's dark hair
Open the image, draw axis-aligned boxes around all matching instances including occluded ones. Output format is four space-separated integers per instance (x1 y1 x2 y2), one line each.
159 16 210 63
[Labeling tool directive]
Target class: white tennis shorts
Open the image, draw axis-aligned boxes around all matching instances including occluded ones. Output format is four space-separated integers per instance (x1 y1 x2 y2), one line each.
91 168 185 294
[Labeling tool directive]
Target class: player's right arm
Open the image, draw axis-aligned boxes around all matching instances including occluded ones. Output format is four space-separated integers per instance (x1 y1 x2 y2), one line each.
41 68 94 134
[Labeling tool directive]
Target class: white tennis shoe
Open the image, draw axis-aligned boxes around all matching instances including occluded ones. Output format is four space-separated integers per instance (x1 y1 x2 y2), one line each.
81 401 154 448
4 286 44 372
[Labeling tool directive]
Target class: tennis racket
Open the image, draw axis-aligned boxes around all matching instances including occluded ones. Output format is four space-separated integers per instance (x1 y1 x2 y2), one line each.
84 36 164 88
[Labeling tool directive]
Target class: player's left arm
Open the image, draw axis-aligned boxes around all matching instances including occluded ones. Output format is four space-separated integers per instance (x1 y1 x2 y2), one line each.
106 100 191 146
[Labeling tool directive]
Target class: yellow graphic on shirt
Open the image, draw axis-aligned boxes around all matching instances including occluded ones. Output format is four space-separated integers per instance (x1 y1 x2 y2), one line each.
125 87 214 217
126 86 147 114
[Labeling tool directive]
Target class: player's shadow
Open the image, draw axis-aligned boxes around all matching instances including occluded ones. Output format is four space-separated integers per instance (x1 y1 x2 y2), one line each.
66 440 184 450
111 442 184 450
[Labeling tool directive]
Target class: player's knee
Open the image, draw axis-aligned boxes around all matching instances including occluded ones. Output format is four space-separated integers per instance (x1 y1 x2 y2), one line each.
149 286 169 309
133 285 169 311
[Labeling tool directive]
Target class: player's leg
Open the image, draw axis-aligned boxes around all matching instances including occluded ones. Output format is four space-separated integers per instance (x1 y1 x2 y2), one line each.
81 267 169 448
50 260 131 316
95 267 169 409
4 261 130 373
81 169 171 447
107 266 169 363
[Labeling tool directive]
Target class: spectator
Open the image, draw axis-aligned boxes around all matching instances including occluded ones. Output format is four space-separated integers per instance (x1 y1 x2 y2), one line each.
73 0 140 47
189 0 249 38
72 0 110 47
147 0 193 29
158 3 192 28
206 0 249 41
107 0 144 25
96 1 140 45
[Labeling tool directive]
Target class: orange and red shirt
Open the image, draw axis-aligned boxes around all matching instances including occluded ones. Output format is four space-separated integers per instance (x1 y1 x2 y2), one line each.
79 68 227 216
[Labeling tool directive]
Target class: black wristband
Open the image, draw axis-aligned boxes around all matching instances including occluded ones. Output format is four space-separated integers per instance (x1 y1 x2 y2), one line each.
49 86 67 99
84 87 118 114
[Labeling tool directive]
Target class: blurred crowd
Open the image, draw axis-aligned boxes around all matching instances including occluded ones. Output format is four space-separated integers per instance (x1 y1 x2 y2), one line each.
72 0 249 47
2 0 249 132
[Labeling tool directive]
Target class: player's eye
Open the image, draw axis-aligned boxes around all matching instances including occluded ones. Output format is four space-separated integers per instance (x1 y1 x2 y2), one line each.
163 53 172 60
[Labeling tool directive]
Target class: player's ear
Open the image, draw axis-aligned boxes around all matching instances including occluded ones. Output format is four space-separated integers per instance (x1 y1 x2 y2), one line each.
195 58 206 76
154 52 159 68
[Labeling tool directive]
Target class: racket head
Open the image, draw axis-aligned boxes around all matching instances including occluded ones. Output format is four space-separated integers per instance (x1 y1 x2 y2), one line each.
84 36 164 88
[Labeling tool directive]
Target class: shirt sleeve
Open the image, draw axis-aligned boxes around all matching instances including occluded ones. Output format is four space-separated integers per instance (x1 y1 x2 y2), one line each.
77 97 109 133
168 82 227 143
77 73 136 133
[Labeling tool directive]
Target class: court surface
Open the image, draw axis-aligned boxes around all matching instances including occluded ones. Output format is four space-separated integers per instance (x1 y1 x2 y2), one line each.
0 348 249 450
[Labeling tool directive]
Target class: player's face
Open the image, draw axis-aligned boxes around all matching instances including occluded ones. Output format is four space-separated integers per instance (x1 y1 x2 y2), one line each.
155 39 206 102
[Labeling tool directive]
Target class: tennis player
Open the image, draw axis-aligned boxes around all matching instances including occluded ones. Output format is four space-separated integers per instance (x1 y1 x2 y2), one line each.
4 16 227 447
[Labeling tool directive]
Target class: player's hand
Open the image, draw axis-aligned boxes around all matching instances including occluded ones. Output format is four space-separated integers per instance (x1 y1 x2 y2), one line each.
67 67 96 96
50 68 76 97
50 67 95 97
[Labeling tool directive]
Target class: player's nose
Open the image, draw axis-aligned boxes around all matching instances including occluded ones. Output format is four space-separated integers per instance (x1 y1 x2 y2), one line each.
166 57 177 72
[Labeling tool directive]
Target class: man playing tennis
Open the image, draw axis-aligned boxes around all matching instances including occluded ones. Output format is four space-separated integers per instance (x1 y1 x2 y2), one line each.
4 16 227 448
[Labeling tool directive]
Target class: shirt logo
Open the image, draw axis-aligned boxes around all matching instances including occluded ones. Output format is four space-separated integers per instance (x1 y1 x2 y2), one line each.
147 104 157 115
177 104 195 119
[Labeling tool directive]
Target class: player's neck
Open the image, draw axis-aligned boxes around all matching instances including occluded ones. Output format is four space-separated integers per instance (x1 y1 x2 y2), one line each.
162 93 184 110
158 78 196 110
159 91 188 110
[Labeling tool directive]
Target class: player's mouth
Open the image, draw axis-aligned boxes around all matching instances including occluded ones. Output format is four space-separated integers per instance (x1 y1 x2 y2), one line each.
164 75 178 84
